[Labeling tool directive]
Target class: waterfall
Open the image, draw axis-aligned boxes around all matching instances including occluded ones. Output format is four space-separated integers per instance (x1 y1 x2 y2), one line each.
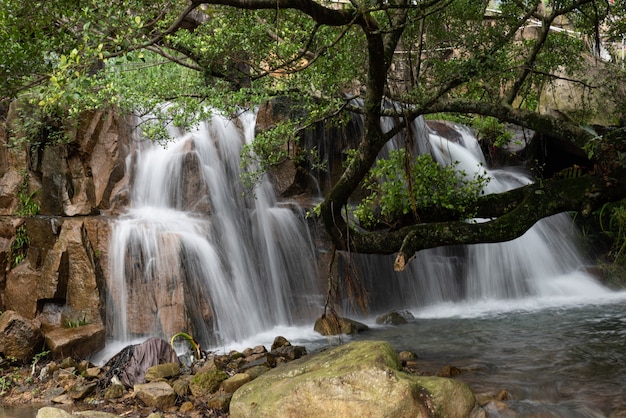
105 105 612 352
106 111 322 348
342 117 611 317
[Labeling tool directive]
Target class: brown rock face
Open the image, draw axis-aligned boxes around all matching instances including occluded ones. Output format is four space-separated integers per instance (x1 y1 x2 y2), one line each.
0 310 44 360
44 324 105 359
5 218 107 331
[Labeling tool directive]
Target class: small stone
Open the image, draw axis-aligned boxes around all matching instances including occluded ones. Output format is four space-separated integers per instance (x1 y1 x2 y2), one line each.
207 392 233 411
252 344 268 354
398 351 418 361
220 373 251 394
35 406 73 417
189 370 228 397
436 365 461 377
180 401 195 413
59 357 78 369
272 345 306 361
134 381 176 409
68 381 97 399
103 384 124 400
145 362 180 382
271 336 290 351
85 366 102 378
171 376 192 397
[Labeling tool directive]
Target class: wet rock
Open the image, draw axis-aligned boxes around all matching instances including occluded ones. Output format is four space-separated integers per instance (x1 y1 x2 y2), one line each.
437 365 462 377
44 324 105 359
398 350 418 361
134 381 176 409
375 309 416 325
313 315 369 335
189 370 228 397
230 340 475 418
0 310 44 360
272 344 307 361
271 336 291 350
145 362 180 382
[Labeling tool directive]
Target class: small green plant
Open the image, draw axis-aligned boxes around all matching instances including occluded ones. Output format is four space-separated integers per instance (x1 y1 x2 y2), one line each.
472 116 512 148
15 170 40 217
599 200 626 264
0 356 20 396
65 313 89 328
354 149 489 229
9 224 29 267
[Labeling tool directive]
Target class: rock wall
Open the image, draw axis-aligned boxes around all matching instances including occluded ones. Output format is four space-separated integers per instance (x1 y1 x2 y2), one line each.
0 104 133 358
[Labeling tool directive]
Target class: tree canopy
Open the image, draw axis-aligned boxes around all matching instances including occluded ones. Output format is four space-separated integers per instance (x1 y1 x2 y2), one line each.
2 0 626 269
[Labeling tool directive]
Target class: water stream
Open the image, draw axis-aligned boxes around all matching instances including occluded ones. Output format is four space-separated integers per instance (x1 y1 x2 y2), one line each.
98 111 626 416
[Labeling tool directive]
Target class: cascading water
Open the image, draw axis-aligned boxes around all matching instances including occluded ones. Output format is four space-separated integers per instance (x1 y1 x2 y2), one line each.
342 116 611 316
106 111 322 348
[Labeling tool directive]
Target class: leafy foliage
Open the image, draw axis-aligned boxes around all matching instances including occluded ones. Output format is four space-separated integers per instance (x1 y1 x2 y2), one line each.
354 149 490 229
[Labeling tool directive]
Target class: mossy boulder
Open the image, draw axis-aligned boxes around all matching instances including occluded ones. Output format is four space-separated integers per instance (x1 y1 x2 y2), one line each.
230 340 475 418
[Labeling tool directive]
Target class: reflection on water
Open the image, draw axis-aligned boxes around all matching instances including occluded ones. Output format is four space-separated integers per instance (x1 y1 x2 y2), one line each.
0 405 38 418
353 298 626 417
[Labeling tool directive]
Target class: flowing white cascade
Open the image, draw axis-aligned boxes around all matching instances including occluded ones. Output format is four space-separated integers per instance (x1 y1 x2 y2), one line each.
351 117 611 316
106 112 321 347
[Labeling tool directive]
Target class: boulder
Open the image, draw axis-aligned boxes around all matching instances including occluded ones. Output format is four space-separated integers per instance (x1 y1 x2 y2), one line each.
44 324 105 359
0 310 44 360
230 340 475 418
313 315 369 335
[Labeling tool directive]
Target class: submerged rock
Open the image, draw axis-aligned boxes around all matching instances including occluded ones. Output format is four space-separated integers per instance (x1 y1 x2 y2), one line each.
230 340 475 418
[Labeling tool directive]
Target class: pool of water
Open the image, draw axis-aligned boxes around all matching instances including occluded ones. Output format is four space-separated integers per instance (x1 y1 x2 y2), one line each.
350 297 626 417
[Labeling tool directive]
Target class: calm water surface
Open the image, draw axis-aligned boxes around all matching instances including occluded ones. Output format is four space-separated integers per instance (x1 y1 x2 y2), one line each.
352 298 626 417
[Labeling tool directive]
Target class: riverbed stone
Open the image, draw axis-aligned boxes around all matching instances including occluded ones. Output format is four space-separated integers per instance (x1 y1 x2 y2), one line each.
134 381 176 409
230 340 475 418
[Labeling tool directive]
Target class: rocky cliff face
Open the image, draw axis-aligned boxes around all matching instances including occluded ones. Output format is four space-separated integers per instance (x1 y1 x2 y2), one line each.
0 104 133 358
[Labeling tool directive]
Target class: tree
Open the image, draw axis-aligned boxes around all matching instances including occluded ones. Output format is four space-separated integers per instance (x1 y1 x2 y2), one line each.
2 0 626 270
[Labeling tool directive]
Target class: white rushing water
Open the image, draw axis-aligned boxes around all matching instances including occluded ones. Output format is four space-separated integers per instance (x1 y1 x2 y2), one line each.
346 118 613 318
106 111 322 348
104 107 615 354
